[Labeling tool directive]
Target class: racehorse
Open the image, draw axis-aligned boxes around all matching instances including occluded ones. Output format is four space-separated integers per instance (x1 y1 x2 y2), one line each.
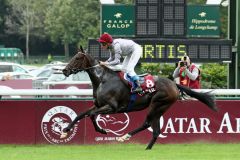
61 48 217 150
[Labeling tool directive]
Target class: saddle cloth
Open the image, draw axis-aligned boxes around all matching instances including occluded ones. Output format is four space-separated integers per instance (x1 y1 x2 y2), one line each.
118 72 156 94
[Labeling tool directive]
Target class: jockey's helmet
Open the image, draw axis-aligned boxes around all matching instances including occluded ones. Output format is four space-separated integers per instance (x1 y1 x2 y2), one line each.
98 33 113 43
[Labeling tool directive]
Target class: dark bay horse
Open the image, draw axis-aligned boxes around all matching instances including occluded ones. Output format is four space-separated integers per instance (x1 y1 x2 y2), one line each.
61 49 217 149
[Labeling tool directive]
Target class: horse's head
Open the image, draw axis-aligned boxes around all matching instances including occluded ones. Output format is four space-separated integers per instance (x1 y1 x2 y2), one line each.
63 47 93 77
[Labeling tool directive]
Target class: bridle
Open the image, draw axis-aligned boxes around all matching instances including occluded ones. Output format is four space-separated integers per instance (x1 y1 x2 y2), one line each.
67 52 100 74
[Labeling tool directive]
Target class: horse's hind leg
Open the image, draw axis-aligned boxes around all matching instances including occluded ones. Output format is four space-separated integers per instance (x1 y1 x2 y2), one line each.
117 100 163 142
145 102 174 149
117 101 173 149
117 112 153 142
146 118 160 150
117 112 161 150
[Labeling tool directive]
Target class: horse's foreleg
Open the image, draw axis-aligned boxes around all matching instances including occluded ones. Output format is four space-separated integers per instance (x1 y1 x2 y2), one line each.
87 104 116 134
90 115 107 134
60 106 96 138
90 100 107 134
61 105 116 138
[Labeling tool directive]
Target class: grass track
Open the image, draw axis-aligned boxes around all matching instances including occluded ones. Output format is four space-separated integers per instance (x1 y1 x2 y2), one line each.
0 143 240 160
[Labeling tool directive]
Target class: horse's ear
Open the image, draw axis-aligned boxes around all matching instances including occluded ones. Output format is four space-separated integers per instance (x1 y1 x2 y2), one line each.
80 45 84 53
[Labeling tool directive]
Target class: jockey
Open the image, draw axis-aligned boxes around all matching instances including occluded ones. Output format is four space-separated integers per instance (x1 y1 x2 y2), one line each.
172 55 201 89
98 33 143 93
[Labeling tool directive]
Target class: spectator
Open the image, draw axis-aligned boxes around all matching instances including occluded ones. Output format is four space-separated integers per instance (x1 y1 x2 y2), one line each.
48 54 52 63
172 55 201 89
1 73 12 81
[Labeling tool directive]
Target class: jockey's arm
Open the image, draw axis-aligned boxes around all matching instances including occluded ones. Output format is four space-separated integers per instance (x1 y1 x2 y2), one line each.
106 50 114 62
107 43 121 65
107 54 121 65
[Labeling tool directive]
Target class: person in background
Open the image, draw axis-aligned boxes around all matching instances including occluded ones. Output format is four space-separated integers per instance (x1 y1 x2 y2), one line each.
1 73 12 81
48 53 52 63
98 33 142 93
172 55 201 89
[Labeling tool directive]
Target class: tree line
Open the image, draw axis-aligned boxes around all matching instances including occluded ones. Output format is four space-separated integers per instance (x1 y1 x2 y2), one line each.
0 0 100 60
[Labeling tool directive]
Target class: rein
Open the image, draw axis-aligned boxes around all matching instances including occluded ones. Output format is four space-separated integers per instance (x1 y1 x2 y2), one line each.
70 64 100 73
84 64 100 70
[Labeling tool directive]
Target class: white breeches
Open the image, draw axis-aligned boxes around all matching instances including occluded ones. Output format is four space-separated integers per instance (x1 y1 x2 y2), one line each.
122 44 142 76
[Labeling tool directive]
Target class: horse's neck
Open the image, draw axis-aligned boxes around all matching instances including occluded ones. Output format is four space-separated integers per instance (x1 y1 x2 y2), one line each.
87 64 120 85
85 60 101 90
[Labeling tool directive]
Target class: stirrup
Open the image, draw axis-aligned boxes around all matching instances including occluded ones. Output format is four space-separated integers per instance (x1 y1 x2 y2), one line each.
131 87 143 93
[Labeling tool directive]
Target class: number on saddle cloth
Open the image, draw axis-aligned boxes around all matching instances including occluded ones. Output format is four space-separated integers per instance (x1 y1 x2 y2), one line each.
143 75 156 93
121 73 156 94
117 72 156 93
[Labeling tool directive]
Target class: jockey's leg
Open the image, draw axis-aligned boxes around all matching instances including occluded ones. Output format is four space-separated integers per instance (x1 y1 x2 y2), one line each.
122 55 130 72
124 45 142 93
131 75 142 93
126 74 142 93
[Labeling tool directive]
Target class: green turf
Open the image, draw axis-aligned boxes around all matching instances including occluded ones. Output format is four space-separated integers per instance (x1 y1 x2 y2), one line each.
0 143 239 160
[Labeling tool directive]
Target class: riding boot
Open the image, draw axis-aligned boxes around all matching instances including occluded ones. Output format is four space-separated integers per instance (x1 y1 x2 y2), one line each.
132 80 143 93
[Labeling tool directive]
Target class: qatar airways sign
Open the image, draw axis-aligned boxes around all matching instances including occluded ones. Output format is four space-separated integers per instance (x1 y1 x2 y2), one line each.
87 101 240 144
149 112 240 139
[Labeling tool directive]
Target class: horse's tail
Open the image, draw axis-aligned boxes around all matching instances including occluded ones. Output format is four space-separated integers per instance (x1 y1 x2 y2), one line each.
176 84 218 112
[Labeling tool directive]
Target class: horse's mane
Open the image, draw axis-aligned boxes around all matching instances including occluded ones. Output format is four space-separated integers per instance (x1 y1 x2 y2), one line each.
84 52 97 66
101 65 120 75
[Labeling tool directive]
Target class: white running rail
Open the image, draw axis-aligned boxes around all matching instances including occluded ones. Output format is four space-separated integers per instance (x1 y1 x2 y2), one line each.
193 89 240 96
0 89 93 96
0 89 239 96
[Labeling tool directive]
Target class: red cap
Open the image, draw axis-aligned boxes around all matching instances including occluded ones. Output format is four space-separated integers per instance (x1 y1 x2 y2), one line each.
98 33 113 43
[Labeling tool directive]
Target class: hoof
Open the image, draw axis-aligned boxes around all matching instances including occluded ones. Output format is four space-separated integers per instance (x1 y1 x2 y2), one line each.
116 137 124 142
99 129 107 135
116 134 131 142
60 132 68 139
63 128 70 133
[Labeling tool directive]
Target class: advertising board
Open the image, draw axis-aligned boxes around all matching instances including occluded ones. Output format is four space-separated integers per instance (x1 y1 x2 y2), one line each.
101 4 135 37
0 100 240 144
187 5 220 38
